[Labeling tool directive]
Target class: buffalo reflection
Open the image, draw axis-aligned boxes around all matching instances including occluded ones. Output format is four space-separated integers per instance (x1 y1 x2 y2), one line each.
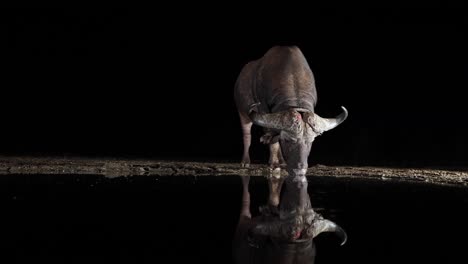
233 174 346 264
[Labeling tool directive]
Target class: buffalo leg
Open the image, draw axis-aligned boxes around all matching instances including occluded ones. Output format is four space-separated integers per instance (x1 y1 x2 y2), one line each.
240 176 251 218
268 142 286 169
239 112 253 167
259 129 286 169
267 174 284 208
233 176 253 263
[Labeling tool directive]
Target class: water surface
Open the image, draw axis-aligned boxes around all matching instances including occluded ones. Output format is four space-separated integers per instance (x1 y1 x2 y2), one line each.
0 174 467 263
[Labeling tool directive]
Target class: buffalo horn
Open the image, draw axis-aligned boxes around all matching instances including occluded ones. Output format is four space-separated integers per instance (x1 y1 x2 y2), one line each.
306 106 348 134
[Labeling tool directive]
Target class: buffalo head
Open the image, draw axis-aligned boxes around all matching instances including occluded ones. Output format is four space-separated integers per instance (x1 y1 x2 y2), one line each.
249 104 348 177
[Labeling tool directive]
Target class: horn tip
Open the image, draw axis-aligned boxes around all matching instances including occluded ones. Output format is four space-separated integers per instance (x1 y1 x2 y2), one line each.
340 106 349 121
338 226 348 246
340 233 348 246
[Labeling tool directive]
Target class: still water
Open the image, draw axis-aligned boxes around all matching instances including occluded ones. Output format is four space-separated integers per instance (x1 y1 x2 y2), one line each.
0 174 467 263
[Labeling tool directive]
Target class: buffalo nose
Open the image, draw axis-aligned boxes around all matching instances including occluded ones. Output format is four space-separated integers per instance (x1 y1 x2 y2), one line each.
292 168 307 176
297 163 308 169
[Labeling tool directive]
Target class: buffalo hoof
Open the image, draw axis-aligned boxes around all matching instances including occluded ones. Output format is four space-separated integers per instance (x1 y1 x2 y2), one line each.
267 167 282 179
268 166 281 173
270 161 287 169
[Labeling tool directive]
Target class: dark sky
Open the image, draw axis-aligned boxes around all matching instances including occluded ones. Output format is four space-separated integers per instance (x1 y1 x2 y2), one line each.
0 8 466 168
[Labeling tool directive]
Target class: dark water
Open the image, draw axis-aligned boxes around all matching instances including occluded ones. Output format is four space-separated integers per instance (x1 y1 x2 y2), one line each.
0 174 467 263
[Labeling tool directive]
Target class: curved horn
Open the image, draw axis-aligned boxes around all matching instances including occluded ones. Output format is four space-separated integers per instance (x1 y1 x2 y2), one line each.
306 106 348 134
249 105 303 133
309 218 348 246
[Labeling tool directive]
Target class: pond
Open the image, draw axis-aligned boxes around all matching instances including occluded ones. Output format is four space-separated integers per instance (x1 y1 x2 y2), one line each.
0 174 467 263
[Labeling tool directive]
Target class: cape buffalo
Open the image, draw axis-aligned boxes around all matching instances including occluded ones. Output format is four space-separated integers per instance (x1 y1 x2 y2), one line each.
233 45 348 177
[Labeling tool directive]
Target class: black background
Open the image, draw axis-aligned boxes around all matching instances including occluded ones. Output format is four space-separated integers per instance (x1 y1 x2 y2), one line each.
1 8 466 168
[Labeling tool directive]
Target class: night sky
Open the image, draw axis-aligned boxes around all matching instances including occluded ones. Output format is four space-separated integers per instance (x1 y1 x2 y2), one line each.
1 8 466 168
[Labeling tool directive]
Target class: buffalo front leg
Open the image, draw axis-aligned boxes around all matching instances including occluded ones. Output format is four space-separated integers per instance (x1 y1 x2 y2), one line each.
233 175 253 264
239 112 253 168
268 142 286 169
267 174 284 208
259 172 285 216
260 129 285 169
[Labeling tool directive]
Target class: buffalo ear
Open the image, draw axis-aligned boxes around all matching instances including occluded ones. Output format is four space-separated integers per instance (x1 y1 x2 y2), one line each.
270 135 280 144
260 133 280 144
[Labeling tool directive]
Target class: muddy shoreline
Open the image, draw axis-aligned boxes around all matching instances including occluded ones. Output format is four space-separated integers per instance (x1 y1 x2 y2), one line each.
0 156 467 187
